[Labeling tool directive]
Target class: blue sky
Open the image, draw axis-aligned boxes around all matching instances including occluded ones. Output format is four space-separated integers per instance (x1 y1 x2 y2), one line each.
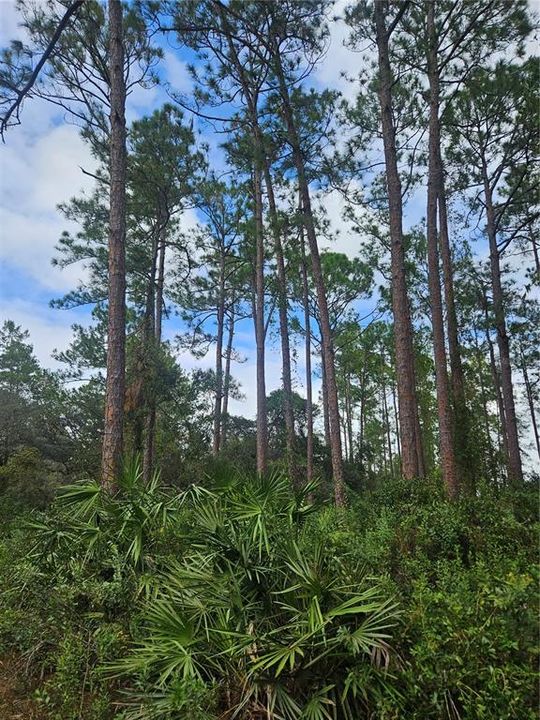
0 0 537 458
0 0 370 420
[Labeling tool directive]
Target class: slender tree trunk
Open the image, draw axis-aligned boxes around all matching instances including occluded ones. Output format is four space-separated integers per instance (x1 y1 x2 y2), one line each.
521 348 540 462
101 0 126 492
480 284 509 467
532 247 540 279
345 375 354 464
358 364 366 471
300 234 314 483
486 318 509 471
274 60 344 505
391 377 401 464
426 14 469 485
482 171 523 484
221 307 235 449
426 2 459 498
143 222 166 484
374 2 423 480
381 358 394 476
215 9 270 472
381 395 388 474
414 401 426 477
321 356 331 449
212 253 226 456
473 326 496 480
437 168 470 474
263 160 297 482
253 163 268 474
137 231 158 469
342 415 348 463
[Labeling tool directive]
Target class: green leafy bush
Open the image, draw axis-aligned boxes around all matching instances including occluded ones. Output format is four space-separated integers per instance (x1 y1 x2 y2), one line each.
0 468 537 719
400 560 537 719
116 472 400 719
0 446 62 512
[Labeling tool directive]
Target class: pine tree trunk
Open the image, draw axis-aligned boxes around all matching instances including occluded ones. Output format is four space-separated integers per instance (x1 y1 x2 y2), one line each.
143 223 166 484
274 61 344 505
426 2 459 498
520 348 540 461
297 175 344 501
342 415 348 463
530 228 540 280
473 326 496 481
347 377 354 463
374 2 423 480
262 160 297 482
391 377 401 463
482 172 523 484
425 14 469 485
358 363 366 472
139 230 158 477
212 253 226 456
486 320 509 473
154 232 166 348
381 395 388 475
101 0 126 492
321 355 331 449
253 163 268 474
215 8 270 472
437 167 470 477
300 234 314 483
221 307 235 449
381 357 394 476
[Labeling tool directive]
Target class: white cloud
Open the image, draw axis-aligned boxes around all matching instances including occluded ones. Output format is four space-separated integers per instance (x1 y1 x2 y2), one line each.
0 0 24 44
0 297 87 369
162 50 193 94
315 185 368 258
315 0 361 101
1 122 96 290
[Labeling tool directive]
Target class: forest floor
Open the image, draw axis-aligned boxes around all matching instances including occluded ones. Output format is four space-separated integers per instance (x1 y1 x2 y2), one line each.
0 653 42 720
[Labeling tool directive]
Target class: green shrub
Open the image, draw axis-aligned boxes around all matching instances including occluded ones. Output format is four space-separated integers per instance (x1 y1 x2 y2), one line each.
0 466 537 719
0 446 62 513
116 472 400 719
399 560 538 719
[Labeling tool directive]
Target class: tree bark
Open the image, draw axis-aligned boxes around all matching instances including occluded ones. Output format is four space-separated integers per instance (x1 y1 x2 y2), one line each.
101 0 126 492
221 307 235 449
143 222 166 484
374 1 424 480
345 374 354 463
472 325 497 481
342 415 348 463
381 355 394 476
138 229 158 474
426 2 459 498
485 311 509 472
390 375 401 464
530 229 540 280
215 6 269 472
358 363 367 472
321 354 331 449
253 163 268 474
521 348 540 462
425 8 470 485
154 231 166 346
274 56 345 505
262 159 297 482
212 250 226 456
437 168 470 471
482 172 523 484
300 233 314 483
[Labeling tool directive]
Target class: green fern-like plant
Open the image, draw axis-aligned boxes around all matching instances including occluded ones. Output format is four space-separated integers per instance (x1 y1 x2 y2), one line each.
115 472 400 719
